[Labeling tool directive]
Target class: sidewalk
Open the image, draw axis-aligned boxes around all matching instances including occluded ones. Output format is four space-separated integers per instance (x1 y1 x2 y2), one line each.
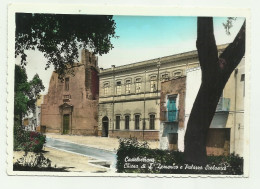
13 147 108 173
45 133 159 151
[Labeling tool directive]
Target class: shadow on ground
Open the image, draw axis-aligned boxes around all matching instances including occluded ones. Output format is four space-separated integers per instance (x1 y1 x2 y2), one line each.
13 165 72 172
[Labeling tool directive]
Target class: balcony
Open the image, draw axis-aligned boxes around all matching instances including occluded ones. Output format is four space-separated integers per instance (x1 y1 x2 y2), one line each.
161 110 178 122
216 98 230 112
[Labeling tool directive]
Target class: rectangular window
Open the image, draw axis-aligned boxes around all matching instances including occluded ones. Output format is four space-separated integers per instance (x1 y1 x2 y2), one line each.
150 80 157 92
135 78 141 93
135 115 140 130
116 116 120 130
167 95 177 122
125 115 130 130
116 81 121 95
241 74 245 81
104 87 108 95
104 83 109 96
150 76 157 92
125 80 131 94
65 78 69 91
241 74 245 97
149 114 155 130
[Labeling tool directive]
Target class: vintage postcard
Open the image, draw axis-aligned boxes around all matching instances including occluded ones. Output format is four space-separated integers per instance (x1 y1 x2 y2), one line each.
7 4 250 177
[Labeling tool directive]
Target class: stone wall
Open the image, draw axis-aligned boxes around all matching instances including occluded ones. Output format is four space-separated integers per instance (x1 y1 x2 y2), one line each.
98 130 159 141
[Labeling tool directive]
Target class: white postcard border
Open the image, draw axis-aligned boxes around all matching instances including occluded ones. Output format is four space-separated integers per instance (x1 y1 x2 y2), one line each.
7 3 251 177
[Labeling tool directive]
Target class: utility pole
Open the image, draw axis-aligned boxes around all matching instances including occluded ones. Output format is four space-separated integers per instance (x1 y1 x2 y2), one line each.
112 65 115 134
143 68 147 141
157 58 161 104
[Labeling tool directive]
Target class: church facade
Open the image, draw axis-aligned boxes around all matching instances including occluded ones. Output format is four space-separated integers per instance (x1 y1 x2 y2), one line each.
41 50 99 135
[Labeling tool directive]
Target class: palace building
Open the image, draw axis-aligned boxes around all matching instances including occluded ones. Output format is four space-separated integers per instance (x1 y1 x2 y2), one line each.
98 48 202 140
41 50 99 135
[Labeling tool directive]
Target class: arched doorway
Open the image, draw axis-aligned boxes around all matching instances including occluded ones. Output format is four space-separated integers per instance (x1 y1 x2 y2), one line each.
102 116 109 137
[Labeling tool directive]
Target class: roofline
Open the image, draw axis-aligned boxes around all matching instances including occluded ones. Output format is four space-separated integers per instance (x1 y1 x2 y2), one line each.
99 44 228 76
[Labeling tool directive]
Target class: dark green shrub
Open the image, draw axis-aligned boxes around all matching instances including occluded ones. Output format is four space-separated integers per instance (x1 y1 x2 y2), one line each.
116 138 243 175
14 124 46 152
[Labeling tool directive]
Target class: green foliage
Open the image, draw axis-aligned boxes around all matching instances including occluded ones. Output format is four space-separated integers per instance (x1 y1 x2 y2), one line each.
15 13 117 78
14 65 45 123
14 65 30 117
117 138 243 175
27 74 45 113
14 123 46 152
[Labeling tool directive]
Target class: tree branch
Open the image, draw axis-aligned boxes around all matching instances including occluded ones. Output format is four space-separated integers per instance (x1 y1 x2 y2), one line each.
67 63 84 69
219 21 245 75
196 17 218 78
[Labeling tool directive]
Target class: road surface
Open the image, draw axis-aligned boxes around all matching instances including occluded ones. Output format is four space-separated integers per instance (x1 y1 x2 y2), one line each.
46 137 117 169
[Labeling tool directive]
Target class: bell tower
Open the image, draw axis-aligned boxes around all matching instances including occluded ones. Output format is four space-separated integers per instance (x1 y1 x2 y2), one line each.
81 50 99 100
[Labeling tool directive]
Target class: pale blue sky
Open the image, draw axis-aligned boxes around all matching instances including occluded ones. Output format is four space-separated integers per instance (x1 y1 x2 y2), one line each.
98 16 244 68
111 16 197 48
16 16 245 94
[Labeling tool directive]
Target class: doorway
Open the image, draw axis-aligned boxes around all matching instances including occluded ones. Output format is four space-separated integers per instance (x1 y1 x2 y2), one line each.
168 133 178 150
206 128 230 155
102 116 109 137
63 114 70 134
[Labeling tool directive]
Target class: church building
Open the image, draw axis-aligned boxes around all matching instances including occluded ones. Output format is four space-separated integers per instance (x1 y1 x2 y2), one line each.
41 50 99 135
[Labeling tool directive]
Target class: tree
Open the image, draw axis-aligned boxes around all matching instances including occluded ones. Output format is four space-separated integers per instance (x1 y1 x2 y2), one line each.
14 65 45 126
15 13 117 79
27 74 45 112
184 17 245 165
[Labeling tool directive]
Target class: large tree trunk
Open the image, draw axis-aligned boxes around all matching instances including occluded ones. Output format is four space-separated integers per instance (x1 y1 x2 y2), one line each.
184 17 245 165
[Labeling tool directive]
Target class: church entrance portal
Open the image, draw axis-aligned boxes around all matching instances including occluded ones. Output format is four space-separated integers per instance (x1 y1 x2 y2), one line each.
63 114 70 134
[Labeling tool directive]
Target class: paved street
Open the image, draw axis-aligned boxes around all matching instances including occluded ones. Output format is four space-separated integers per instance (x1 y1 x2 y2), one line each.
45 133 159 151
45 134 159 172
46 137 117 169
